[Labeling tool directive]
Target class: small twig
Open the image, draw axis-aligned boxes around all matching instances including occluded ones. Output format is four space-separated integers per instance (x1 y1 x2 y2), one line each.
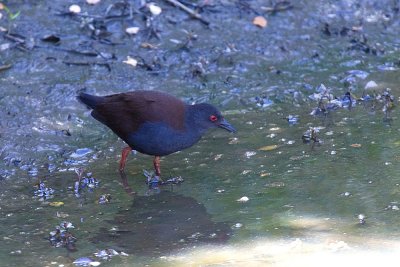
62 60 111 71
35 45 99 57
164 0 210 26
4 33 25 44
261 1 293 13
0 64 12 71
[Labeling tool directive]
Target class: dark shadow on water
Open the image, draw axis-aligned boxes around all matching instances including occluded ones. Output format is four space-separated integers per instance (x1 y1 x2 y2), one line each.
92 190 231 256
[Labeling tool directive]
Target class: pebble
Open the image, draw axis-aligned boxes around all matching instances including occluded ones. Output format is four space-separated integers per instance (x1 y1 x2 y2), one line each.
244 151 257 158
233 223 243 228
147 3 162 15
365 80 378 89
86 0 101 4
69 4 81 14
125 27 140 35
237 196 249 202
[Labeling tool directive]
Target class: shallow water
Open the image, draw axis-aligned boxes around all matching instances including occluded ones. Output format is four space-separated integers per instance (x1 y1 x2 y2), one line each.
2 0 400 266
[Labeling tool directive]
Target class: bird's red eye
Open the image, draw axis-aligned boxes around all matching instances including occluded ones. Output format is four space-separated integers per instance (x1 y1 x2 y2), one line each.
209 115 218 122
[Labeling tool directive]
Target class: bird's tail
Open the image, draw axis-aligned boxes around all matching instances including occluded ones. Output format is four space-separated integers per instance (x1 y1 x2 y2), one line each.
77 93 103 109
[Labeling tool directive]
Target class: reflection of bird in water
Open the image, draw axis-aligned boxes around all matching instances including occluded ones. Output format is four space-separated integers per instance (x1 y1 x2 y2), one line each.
91 191 231 256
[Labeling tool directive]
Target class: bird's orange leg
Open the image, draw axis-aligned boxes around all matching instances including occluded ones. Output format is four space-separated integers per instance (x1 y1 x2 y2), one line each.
153 156 161 177
119 146 132 171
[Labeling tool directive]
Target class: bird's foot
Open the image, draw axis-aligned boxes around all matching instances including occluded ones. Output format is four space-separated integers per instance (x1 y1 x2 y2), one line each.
143 170 184 189
143 170 163 188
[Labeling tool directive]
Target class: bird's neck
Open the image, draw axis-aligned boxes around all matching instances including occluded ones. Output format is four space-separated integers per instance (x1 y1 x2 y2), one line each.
184 105 208 135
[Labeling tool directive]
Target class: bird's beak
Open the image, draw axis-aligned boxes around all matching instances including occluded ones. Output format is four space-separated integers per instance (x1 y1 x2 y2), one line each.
218 118 236 133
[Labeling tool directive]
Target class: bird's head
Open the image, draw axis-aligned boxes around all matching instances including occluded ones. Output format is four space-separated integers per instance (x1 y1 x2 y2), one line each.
189 103 236 133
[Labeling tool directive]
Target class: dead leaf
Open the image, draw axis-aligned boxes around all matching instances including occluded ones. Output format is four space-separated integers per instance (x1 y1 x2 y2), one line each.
49 201 64 207
253 16 268 28
258 144 278 151
56 211 69 218
140 42 158 49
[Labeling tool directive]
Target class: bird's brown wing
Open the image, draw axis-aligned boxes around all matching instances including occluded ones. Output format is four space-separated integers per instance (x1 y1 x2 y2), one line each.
91 91 185 142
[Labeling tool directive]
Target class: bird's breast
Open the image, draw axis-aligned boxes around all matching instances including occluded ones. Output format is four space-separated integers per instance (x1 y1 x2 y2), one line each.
126 122 202 156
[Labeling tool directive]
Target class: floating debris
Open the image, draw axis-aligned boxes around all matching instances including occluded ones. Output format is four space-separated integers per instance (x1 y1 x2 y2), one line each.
340 192 351 197
232 223 243 229
339 92 357 109
244 151 257 158
265 182 285 188
286 115 299 125
380 89 395 120
33 181 55 200
237 196 249 203
258 145 279 151
269 127 281 132
347 70 369 79
60 221 75 229
241 170 252 175
214 154 223 161
302 127 321 148
82 176 100 189
228 137 239 144
73 257 100 267
365 80 378 89
384 203 399 211
251 95 274 108
358 214 366 225
98 194 112 205
74 170 100 197
94 248 121 260
48 221 77 251
56 211 69 218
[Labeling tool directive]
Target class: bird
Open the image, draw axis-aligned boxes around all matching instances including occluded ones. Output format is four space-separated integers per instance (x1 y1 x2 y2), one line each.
78 90 236 178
